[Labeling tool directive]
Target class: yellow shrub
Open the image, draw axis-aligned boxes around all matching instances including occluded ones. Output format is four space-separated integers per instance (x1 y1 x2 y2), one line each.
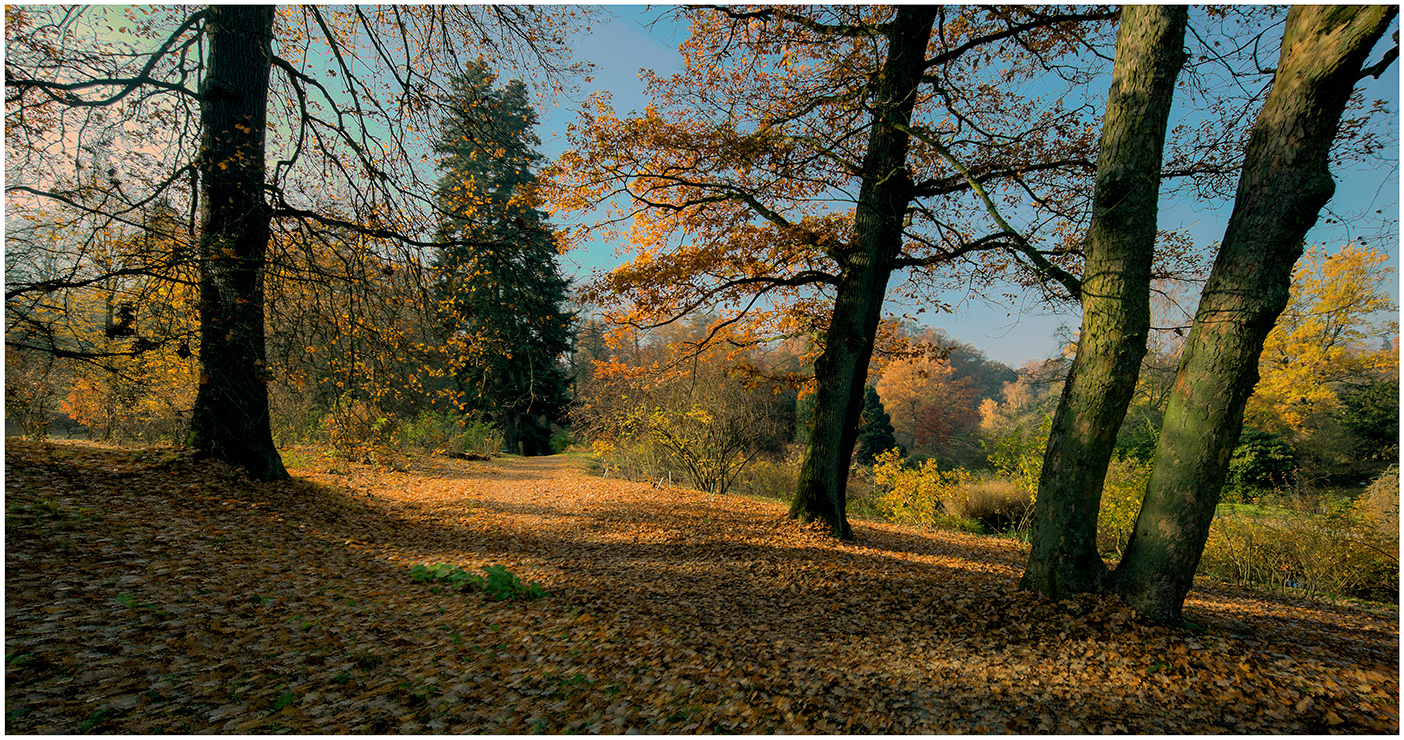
871 449 978 529
1098 456 1152 557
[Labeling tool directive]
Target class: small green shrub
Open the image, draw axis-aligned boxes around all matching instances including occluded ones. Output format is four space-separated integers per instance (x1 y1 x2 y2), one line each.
409 563 547 601
399 410 501 458
1228 428 1298 491
549 429 579 454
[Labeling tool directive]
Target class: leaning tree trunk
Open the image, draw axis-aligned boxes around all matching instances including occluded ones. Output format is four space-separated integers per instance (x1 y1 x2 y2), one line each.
188 6 288 481
1110 4 1396 623
789 6 938 539
1020 6 1187 599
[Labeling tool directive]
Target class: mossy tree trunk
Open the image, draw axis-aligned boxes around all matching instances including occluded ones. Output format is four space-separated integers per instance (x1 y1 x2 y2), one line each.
1019 6 1188 599
188 6 288 481
789 6 938 539
1110 5 1397 623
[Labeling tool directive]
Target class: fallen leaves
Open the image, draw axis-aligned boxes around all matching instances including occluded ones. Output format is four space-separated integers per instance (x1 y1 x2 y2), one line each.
4 439 1399 733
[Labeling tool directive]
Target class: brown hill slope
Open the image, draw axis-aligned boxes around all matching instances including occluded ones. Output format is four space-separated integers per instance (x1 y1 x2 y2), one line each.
5 439 1397 733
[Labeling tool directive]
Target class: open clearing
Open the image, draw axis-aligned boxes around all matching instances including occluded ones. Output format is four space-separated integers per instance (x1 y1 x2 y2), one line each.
5 439 1398 733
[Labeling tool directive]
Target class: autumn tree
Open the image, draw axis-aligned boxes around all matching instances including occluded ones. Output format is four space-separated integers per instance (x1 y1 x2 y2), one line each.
6 6 593 478
1109 5 1398 622
554 6 1122 538
432 63 573 456
874 356 981 463
1244 243 1397 433
262 225 445 447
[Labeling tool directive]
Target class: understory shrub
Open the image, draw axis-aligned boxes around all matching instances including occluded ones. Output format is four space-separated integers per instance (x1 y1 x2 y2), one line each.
399 410 501 458
1097 456 1153 557
269 382 325 447
870 449 984 531
1356 465 1399 558
549 429 580 454
321 399 398 460
589 439 686 487
5 352 63 440
1198 483 1398 603
734 448 803 501
948 479 1030 533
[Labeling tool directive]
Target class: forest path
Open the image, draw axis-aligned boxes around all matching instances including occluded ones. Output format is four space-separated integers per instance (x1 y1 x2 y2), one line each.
4 439 1398 734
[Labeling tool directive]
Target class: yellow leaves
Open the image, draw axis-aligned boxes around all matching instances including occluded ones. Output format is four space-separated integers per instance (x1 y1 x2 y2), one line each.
1246 243 1397 432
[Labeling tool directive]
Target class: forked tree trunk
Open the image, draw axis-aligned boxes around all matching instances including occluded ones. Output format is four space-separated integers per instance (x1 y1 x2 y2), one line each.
188 6 288 481
789 6 938 539
1020 6 1187 598
1110 5 1396 623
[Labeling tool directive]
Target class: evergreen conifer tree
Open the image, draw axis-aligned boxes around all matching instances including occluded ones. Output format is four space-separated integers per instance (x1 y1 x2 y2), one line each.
854 386 898 465
432 62 572 455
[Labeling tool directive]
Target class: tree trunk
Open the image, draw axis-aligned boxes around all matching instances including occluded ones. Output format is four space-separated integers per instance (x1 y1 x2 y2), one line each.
1020 6 1187 598
1110 5 1396 623
503 412 519 455
188 6 288 481
789 6 938 539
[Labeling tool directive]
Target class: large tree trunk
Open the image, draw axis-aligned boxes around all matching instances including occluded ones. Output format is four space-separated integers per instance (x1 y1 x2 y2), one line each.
1020 6 1187 598
789 6 938 539
188 6 288 481
1111 5 1396 623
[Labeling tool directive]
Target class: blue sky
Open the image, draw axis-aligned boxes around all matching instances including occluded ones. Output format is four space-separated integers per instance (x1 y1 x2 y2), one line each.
532 7 1399 368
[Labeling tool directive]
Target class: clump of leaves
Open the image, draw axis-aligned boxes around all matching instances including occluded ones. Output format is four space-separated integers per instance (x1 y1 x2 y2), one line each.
409 563 547 601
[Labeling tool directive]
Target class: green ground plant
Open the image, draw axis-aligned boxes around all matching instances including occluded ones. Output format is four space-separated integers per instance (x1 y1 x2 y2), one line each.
409 563 547 601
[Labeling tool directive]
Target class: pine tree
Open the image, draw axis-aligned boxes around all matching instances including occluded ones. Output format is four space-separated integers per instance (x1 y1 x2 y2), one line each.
854 386 897 465
432 62 572 456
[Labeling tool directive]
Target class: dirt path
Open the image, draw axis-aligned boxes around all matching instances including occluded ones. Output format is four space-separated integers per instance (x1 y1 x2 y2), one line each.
5 440 1399 733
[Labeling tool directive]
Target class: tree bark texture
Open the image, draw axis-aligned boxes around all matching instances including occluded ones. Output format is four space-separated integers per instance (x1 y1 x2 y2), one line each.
189 6 288 481
1110 5 1396 623
1020 6 1187 599
789 6 938 538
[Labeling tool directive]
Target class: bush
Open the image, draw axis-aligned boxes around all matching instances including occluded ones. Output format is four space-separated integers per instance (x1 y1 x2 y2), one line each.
1356 465 1399 558
1097 456 1153 557
549 429 579 454
399 410 501 458
269 382 325 447
870 449 982 531
321 398 398 460
982 415 1050 499
1228 428 1298 491
5 351 63 440
733 448 802 501
1198 485 1398 603
949 479 1030 533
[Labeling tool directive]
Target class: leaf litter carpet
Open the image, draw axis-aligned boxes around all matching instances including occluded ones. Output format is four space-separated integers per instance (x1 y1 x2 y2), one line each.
4 439 1398 733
